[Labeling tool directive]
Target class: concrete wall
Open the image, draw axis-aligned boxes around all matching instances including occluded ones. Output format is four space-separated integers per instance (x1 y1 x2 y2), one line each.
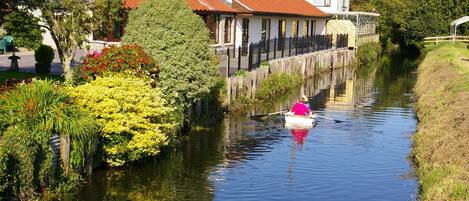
234 15 328 48
226 48 355 104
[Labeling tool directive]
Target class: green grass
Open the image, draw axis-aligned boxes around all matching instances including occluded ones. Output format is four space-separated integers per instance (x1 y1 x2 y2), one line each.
0 71 63 84
413 42 469 201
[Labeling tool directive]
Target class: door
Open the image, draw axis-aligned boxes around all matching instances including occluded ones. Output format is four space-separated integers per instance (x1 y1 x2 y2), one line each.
242 18 249 55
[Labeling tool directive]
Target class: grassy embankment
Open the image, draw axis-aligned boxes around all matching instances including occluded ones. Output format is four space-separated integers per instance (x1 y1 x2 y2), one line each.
413 43 469 201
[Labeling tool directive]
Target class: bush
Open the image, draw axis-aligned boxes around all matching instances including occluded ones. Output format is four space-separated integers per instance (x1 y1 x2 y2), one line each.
234 69 247 77
123 0 221 107
255 72 304 102
34 45 55 74
69 75 179 166
355 42 381 67
80 45 157 82
0 79 97 199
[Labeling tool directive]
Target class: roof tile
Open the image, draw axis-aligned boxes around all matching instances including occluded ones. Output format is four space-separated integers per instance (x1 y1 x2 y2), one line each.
234 0 329 17
123 0 236 13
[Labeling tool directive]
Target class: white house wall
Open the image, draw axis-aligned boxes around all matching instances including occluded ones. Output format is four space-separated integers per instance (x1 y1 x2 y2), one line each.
234 15 328 48
306 0 349 13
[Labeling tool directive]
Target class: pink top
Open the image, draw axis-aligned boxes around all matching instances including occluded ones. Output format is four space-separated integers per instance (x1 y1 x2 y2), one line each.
291 101 310 116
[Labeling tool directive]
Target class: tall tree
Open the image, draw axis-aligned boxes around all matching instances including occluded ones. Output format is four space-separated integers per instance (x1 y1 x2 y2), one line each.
123 0 221 113
10 0 121 82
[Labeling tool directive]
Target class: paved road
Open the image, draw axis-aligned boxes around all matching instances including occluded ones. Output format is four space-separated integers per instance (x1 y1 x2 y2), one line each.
0 50 85 75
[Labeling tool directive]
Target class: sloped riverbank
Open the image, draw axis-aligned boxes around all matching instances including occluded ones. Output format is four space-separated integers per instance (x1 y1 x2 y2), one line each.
413 43 469 201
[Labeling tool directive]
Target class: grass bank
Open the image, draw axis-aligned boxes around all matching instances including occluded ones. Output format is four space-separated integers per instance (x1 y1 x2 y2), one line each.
413 43 469 201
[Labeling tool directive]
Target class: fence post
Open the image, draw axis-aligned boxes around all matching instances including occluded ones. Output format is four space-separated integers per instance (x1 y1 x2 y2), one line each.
226 48 230 77
266 39 270 61
295 37 298 56
248 43 253 71
238 47 242 71
289 37 292 57
281 38 285 58
257 44 261 69
273 37 277 60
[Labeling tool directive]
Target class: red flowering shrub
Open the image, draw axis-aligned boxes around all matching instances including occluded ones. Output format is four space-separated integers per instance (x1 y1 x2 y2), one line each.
81 45 158 81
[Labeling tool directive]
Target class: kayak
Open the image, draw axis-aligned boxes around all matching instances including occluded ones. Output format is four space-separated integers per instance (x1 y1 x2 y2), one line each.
284 112 318 129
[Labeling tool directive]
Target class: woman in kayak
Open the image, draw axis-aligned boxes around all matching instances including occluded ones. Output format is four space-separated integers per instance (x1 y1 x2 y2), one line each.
291 95 311 116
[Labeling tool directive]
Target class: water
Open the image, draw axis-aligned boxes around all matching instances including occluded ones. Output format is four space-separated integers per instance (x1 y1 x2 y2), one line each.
78 55 419 201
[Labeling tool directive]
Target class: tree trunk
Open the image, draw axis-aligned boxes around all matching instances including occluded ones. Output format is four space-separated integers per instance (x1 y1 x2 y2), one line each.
62 55 74 83
60 135 71 175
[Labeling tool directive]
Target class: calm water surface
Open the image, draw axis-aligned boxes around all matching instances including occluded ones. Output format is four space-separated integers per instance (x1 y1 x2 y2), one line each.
79 55 419 201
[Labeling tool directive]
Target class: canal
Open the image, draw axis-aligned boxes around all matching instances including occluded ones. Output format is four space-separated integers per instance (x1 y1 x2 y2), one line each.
79 54 419 201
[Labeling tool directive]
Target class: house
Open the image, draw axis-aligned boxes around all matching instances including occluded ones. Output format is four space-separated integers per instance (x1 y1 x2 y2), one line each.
229 0 329 53
85 0 330 53
307 0 379 48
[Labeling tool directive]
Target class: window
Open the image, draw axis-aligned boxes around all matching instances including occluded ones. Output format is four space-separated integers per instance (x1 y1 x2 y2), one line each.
310 0 331 7
310 20 316 36
224 17 233 43
261 19 271 49
209 14 220 43
292 20 299 38
303 20 309 37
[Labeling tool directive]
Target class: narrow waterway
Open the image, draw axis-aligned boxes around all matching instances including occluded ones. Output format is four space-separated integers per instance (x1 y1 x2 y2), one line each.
79 54 419 201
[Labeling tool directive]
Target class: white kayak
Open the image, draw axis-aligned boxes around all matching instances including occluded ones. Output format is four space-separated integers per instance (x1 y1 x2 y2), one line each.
284 112 318 129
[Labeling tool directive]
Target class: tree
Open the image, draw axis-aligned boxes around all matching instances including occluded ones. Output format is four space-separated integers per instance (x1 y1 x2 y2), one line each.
123 0 221 110
2 12 43 50
10 0 121 82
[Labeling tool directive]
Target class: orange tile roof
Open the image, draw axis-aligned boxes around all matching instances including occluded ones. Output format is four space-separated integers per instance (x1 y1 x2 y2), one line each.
187 0 236 13
234 0 329 17
123 0 236 13
122 0 141 9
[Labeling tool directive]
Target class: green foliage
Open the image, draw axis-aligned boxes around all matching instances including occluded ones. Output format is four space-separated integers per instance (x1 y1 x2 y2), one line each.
12 0 122 81
34 44 55 74
69 75 179 166
356 42 381 67
0 79 98 200
255 72 304 102
34 44 54 64
123 0 221 107
80 45 157 81
260 61 271 68
2 11 43 49
234 69 247 77
352 0 469 48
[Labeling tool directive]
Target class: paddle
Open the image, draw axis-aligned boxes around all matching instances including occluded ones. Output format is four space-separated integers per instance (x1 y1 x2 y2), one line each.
251 109 289 118
316 114 344 123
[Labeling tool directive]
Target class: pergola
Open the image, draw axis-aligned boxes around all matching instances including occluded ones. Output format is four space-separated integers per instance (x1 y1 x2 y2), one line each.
451 16 469 36
329 11 380 35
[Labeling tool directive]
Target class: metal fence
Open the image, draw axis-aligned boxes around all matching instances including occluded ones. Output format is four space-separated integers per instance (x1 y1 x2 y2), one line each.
217 34 348 77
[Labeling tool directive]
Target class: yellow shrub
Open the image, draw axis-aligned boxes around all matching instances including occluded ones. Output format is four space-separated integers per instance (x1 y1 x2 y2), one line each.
69 75 178 166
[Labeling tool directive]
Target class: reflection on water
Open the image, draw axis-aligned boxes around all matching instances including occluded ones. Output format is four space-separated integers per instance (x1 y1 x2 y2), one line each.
79 54 418 201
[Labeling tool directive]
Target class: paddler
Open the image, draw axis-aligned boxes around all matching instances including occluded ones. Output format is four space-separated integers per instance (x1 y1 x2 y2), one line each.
291 95 311 116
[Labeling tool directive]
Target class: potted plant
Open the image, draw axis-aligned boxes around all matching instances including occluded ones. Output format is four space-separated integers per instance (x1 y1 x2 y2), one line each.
34 45 54 74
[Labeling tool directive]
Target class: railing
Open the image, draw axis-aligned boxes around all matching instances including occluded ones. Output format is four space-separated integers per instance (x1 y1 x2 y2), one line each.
424 36 469 46
216 34 348 77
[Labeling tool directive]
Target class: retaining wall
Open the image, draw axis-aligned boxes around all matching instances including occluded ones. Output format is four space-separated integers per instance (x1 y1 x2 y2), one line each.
225 48 355 105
